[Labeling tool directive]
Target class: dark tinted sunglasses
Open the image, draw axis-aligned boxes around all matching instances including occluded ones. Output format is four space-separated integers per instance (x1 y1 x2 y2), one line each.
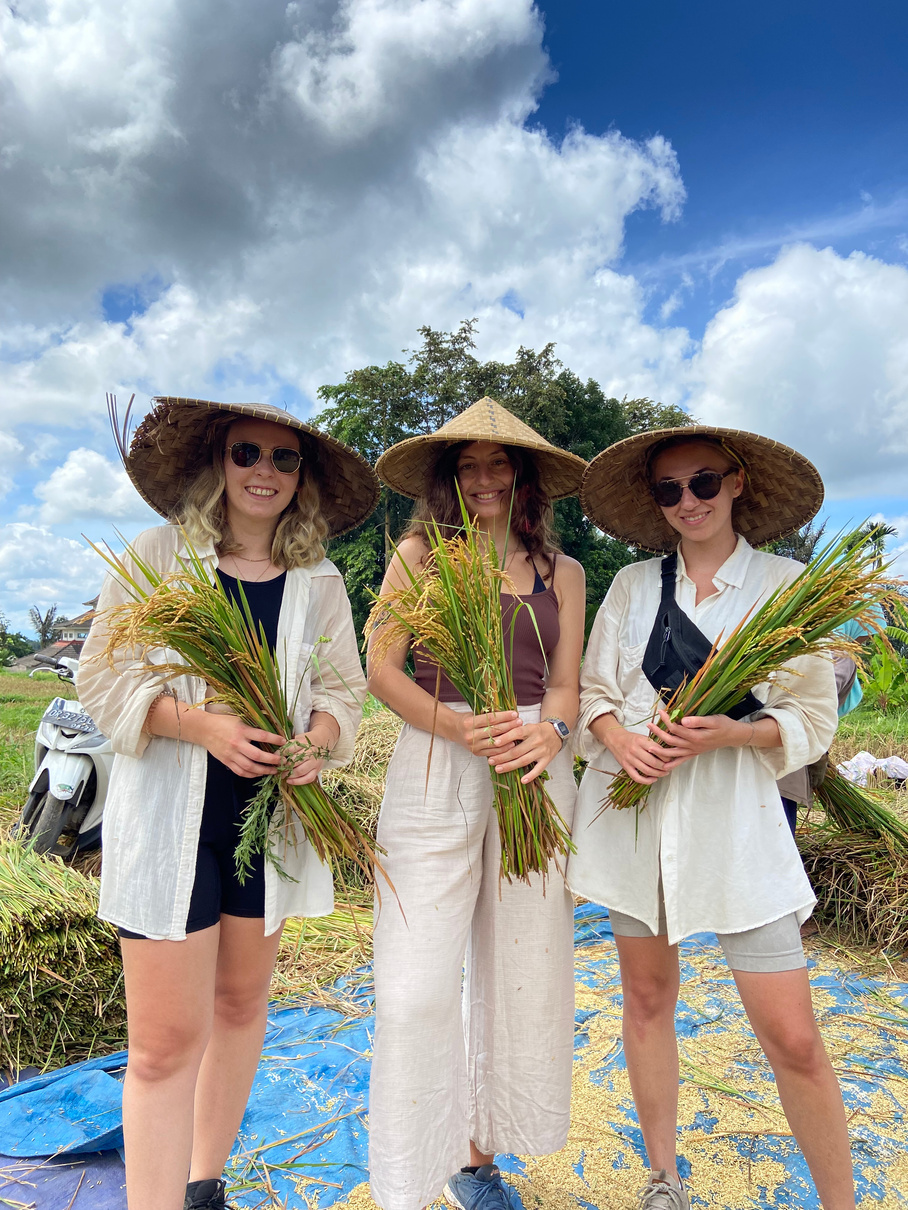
228 441 302 475
650 467 737 508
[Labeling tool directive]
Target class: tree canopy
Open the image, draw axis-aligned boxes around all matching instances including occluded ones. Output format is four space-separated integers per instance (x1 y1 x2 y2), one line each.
0 612 35 665
314 320 693 635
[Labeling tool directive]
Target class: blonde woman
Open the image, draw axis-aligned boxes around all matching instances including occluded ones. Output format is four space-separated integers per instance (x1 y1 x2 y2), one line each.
79 398 378 1210
570 427 853 1210
366 399 587 1210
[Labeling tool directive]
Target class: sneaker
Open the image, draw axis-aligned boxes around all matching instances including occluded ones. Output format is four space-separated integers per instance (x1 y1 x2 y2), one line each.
637 1169 689 1210
184 1179 234 1210
444 1164 520 1209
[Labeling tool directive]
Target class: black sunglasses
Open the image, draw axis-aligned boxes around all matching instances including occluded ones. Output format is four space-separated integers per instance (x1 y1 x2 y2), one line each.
228 441 302 475
650 467 737 508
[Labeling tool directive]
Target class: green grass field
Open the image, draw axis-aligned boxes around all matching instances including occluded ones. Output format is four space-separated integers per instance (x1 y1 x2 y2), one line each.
0 668 77 829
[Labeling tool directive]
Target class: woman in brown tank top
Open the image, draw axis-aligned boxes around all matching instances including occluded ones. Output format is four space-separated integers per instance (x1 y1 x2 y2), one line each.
366 398 586 1210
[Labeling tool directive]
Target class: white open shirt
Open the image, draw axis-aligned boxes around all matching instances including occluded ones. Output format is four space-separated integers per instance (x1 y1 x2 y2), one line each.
567 536 838 943
78 524 366 940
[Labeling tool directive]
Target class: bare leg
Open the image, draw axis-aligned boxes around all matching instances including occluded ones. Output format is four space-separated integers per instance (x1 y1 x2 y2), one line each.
469 1144 494 1167
734 968 855 1210
120 927 221 1210
188 915 285 1180
614 934 682 1181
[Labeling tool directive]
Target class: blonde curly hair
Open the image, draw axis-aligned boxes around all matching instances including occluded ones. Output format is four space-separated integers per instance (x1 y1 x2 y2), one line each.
175 415 329 569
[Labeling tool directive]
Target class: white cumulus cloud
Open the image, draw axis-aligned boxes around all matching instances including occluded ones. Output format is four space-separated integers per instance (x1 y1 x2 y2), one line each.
34 449 156 525
0 431 25 500
688 244 908 498
0 0 686 440
0 523 106 633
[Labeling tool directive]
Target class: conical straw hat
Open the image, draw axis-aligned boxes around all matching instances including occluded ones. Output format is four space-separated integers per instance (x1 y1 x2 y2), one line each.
580 425 824 553
375 397 587 500
120 396 380 537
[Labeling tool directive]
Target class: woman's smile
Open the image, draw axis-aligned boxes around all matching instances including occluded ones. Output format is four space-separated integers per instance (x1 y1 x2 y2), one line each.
456 440 515 517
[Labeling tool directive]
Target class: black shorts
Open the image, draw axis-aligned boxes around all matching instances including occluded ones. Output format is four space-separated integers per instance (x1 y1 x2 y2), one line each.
119 755 267 940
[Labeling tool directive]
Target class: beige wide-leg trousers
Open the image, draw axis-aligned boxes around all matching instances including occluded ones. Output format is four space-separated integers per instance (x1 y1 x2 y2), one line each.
369 705 577 1210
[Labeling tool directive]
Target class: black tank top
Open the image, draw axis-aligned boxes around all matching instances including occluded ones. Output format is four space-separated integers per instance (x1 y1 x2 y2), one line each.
215 569 286 651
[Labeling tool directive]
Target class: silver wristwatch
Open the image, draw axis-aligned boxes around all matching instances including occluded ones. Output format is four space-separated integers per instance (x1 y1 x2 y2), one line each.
545 716 570 745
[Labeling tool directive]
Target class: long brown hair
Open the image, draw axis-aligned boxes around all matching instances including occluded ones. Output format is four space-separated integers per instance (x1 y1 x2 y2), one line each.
403 441 560 578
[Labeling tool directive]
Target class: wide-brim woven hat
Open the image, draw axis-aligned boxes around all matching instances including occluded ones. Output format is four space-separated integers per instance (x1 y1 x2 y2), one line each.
119 396 380 537
580 425 824 553
375 396 587 500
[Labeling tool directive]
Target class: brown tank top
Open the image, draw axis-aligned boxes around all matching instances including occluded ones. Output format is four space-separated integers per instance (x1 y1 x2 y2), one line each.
412 558 560 706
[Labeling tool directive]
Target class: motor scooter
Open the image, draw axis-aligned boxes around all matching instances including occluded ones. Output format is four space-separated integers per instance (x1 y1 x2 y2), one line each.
17 655 113 858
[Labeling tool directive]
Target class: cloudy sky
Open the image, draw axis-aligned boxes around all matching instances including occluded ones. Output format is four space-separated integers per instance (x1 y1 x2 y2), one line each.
1 0 907 634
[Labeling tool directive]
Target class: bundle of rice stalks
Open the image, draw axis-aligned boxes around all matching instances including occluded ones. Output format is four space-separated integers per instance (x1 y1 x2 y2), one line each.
797 828 908 953
365 501 573 884
0 839 126 1075
321 706 402 897
814 765 908 853
92 538 384 890
608 527 901 815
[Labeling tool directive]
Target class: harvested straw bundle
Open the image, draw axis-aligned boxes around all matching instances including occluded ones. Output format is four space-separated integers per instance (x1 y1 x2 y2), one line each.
321 706 402 897
93 539 383 888
814 766 908 854
608 529 900 814
0 840 126 1074
366 510 573 884
797 828 908 953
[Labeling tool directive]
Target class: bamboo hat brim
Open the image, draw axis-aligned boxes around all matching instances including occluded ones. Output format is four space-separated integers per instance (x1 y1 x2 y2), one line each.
375 397 587 500
580 425 824 553
120 397 380 537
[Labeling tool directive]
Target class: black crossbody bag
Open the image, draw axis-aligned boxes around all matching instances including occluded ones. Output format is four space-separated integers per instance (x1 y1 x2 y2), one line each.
640 552 763 721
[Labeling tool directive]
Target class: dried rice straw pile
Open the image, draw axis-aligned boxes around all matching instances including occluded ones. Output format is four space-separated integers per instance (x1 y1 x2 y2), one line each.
799 771 908 953
321 706 402 898
0 839 126 1075
271 904 373 1012
798 827 908 953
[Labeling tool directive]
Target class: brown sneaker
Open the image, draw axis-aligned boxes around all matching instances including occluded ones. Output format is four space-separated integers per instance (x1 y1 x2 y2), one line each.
637 1170 689 1210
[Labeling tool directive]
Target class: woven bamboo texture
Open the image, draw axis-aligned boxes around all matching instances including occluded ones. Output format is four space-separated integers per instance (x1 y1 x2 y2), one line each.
580 425 824 552
122 396 380 537
375 396 587 500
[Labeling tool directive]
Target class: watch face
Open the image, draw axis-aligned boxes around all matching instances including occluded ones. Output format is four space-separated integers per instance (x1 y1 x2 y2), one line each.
549 718 570 739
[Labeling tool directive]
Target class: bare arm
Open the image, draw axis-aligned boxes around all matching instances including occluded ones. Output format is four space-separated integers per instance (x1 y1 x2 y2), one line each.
490 554 586 782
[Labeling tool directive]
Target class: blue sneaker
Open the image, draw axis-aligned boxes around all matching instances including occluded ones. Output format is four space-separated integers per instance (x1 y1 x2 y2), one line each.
444 1164 520 1209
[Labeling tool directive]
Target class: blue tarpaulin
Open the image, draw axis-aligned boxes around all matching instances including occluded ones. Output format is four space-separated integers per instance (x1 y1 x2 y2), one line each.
2 906 906 1208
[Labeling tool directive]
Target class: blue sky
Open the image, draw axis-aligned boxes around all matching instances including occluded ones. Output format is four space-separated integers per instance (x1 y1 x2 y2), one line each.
539 0 908 317
1 0 907 635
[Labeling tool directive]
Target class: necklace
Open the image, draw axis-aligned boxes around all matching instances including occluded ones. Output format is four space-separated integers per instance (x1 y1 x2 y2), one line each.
221 552 276 583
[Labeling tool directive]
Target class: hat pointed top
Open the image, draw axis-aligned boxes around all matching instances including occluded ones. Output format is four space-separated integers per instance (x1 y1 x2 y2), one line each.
435 397 547 447
374 395 587 501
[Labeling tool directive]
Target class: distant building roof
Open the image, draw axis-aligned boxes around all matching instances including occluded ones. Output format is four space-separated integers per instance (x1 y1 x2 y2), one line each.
12 641 83 670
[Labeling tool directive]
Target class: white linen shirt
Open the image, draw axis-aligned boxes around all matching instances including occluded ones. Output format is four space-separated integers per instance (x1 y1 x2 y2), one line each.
567 536 838 943
77 524 366 940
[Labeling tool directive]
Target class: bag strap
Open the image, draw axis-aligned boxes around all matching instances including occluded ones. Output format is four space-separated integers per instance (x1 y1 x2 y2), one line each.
660 552 678 604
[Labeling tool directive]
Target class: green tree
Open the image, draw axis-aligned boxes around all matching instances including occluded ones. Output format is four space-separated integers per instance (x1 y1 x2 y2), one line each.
765 519 828 564
0 613 35 665
314 320 693 636
620 397 692 433
29 603 59 648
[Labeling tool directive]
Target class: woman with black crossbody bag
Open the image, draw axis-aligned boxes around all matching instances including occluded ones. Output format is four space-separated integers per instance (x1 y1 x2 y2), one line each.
567 427 854 1210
